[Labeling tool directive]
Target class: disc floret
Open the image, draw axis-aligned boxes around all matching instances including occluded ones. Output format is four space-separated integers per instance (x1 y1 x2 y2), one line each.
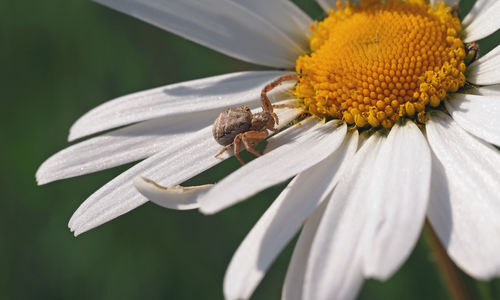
295 0 466 129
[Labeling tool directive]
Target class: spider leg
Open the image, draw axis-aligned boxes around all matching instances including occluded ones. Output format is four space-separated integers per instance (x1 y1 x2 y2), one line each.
260 73 299 125
271 103 299 126
242 130 269 158
215 143 233 158
268 126 280 133
271 112 280 126
272 103 298 109
233 134 246 165
269 103 299 129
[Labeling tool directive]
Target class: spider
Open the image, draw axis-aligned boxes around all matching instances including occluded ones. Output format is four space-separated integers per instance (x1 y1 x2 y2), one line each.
212 73 299 165
465 42 479 66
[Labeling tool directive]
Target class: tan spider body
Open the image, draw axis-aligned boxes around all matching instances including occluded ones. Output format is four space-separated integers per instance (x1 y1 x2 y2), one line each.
212 74 298 164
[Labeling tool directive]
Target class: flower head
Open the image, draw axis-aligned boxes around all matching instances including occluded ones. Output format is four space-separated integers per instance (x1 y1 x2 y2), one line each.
296 0 466 128
37 0 500 299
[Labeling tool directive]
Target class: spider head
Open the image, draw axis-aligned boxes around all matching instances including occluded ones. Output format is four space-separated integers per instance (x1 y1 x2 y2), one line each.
251 111 275 131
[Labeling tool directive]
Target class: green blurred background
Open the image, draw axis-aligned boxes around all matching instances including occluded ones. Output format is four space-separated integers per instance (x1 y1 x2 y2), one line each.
2 0 499 299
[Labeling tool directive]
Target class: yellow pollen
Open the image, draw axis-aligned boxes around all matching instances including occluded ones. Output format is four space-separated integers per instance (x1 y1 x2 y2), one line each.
295 0 466 129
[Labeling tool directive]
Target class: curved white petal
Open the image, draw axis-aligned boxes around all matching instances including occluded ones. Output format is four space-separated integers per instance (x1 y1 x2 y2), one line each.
446 93 500 146
94 0 303 68
199 119 347 215
316 0 337 12
316 0 358 12
463 0 500 42
462 0 494 26
68 107 302 236
68 127 218 236
134 177 211 210
426 111 500 279
37 110 215 185
302 122 430 299
303 134 385 300
223 132 358 300
472 84 500 96
361 121 431 279
282 200 329 300
467 45 500 86
430 0 459 7
70 71 292 141
233 0 312 48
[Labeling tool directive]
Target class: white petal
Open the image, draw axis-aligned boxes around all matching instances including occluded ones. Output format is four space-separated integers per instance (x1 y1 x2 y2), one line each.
430 0 459 7
472 84 500 96
462 0 494 26
223 132 358 300
361 121 431 279
94 0 304 68
68 106 302 236
233 0 312 48
134 177 211 210
303 134 385 300
467 45 500 85
282 200 329 300
199 119 347 214
69 71 292 141
68 127 216 235
315 0 358 12
463 0 500 42
446 93 500 146
316 0 336 12
426 111 500 279
303 123 431 298
37 110 215 185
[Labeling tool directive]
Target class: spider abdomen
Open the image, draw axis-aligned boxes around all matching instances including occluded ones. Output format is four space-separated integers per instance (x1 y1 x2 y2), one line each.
213 106 252 146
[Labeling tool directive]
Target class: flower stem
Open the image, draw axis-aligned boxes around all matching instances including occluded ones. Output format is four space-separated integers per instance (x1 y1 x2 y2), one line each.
424 220 471 300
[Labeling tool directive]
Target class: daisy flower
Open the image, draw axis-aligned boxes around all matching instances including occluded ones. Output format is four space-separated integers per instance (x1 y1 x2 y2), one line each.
36 0 500 299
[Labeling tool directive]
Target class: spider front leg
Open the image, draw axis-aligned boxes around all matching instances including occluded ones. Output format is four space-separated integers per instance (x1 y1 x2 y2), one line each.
261 73 299 125
242 130 269 158
272 103 298 109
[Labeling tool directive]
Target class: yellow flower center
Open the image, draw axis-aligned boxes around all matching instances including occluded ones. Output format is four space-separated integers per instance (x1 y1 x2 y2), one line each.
295 0 466 129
